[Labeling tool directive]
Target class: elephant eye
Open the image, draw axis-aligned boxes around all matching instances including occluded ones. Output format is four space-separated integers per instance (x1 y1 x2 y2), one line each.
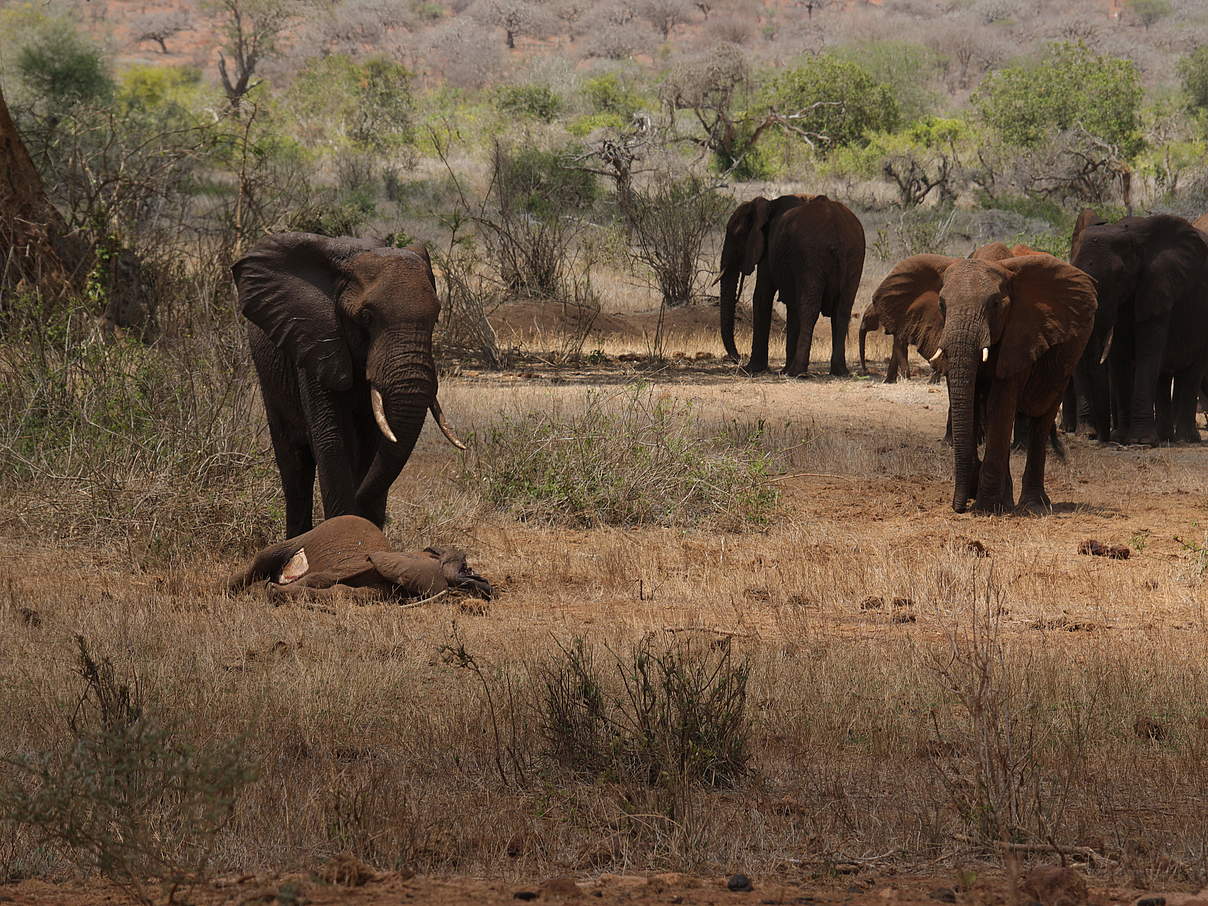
357 308 373 325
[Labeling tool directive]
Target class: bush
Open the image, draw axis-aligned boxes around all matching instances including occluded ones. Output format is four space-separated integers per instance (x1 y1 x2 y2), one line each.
760 54 900 153
566 112 628 136
1178 47 1208 114
541 634 751 789
495 144 598 218
459 386 779 529
0 638 254 902
495 83 563 121
15 21 112 110
974 42 1143 155
287 54 415 154
583 72 641 118
834 40 943 123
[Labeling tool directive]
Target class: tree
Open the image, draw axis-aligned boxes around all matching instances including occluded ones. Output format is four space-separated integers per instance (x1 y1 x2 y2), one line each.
132 10 191 54
1177 46 1208 112
468 0 555 50
15 21 113 111
761 55 901 152
0 83 87 299
207 0 303 111
638 0 692 40
1126 0 1171 29
974 42 1143 155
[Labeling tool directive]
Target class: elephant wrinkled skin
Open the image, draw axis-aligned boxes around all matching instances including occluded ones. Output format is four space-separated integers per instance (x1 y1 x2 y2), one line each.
870 251 1097 514
719 194 865 377
227 515 493 603
233 232 465 537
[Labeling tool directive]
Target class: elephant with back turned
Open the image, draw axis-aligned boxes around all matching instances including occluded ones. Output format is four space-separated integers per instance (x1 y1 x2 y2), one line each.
233 232 465 538
1070 214 1208 445
719 195 865 377
871 250 1096 513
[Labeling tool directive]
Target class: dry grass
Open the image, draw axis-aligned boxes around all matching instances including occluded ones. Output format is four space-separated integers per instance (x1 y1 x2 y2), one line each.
3 281 1208 892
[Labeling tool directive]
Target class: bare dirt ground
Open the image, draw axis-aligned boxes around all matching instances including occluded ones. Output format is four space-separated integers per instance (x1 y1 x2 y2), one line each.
3 311 1208 904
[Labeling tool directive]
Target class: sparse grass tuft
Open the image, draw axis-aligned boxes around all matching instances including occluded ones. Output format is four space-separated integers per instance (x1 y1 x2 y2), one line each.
459 385 779 529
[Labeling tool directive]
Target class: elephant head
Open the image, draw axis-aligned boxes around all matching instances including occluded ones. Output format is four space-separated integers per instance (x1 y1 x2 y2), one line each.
717 194 811 361
369 548 493 599
233 232 464 459
872 254 1096 511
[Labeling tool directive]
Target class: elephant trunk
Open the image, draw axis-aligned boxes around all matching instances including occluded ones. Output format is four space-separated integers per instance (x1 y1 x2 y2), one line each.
719 269 743 362
366 330 460 454
946 328 984 513
858 322 869 373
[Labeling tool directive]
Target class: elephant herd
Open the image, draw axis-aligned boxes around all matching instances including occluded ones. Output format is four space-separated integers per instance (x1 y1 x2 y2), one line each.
719 194 1208 515
225 197 1208 599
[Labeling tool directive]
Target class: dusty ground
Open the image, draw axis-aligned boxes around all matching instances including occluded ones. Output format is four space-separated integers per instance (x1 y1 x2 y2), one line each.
3 315 1208 903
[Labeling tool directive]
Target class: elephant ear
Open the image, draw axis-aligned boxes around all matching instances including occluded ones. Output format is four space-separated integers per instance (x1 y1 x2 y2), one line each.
232 232 380 391
1069 208 1101 261
406 244 437 293
740 197 771 275
870 254 957 356
367 551 448 597
1133 215 1208 324
998 255 1097 379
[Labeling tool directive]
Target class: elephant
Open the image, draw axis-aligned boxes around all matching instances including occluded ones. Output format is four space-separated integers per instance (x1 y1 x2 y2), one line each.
718 194 865 377
870 251 1096 513
227 515 493 603
1061 209 1106 435
1070 214 1208 445
858 307 912 382
233 233 466 538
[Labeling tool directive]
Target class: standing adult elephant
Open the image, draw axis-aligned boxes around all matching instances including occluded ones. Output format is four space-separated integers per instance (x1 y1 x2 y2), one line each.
233 232 465 537
719 194 865 377
871 252 1096 513
1070 215 1208 445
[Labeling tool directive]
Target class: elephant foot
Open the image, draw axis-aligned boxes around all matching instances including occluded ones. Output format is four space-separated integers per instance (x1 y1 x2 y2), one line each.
780 367 811 379
1126 432 1160 447
740 363 769 376
971 498 1010 515
1016 492 1052 516
1173 427 1202 444
830 365 850 377
882 375 898 385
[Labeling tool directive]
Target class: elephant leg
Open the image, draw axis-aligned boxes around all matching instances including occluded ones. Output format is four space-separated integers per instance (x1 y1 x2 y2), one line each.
1172 367 1204 443
1018 410 1059 514
1061 382 1078 434
298 379 360 520
884 343 900 384
1011 413 1029 451
1155 373 1174 442
1108 351 1132 443
266 414 316 538
828 308 850 376
784 295 800 373
1126 321 1166 446
973 379 1020 514
356 451 410 528
745 275 774 375
897 338 911 380
785 281 822 377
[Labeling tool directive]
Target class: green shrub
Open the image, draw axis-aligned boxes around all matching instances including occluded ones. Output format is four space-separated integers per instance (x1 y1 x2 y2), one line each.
974 42 1143 155
15 20 112 109
0 638 254 902
1178 47 1208 114
760 54 900 153
583 72 641 118
541 634 751 789
834 40 943 123
566 112 628 137
495 144 598 217
459 386 779 529
287 54 415 153
496 83 563 122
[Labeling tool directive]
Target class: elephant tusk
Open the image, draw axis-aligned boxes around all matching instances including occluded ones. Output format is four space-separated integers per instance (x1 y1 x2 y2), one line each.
929 347 944 364
1098 326 1114 366
430 398 467 451
370 387 399 444
982 347 990 363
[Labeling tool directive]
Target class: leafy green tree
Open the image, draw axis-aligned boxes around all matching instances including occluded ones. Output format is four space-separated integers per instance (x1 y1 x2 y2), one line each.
974 42 1143 156
288 55 414 153
760 55 900 153
496 83 563 122
1178 47 1208 113
1127 0 1171 29
834 40 942 123
15 22 112 109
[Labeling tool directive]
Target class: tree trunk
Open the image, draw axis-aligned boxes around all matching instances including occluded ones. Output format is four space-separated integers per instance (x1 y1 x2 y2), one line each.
0 85 87 299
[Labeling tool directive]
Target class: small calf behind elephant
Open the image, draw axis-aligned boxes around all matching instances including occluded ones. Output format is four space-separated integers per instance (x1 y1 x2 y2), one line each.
228 515 492 604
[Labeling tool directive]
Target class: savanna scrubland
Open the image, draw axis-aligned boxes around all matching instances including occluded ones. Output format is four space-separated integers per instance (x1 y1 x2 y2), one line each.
3 0 1208 902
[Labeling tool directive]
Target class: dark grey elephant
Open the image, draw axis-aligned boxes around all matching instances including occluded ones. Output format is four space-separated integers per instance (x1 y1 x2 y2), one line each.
718 194 865 377
1071 214 1208 445
233 232 465 537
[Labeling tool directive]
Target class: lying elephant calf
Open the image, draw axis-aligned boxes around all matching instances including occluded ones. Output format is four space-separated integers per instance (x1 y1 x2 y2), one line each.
228 515 492 603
